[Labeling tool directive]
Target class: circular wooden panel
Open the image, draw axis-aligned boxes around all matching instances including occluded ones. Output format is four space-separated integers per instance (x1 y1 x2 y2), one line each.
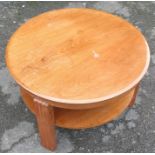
55 88 135 129
6 8 149 104
20 87 135 129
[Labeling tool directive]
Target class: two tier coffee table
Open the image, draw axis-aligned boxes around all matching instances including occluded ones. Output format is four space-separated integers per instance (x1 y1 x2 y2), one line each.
6 8 150 151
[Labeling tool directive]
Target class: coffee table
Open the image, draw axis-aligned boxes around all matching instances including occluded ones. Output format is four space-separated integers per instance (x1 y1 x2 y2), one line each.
6 8 150 151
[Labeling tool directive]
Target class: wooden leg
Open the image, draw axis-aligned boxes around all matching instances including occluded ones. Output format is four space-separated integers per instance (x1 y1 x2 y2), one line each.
34 98 57 150
128 84 139 107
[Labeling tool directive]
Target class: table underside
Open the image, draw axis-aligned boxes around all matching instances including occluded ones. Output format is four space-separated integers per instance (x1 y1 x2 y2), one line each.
20 87 136 129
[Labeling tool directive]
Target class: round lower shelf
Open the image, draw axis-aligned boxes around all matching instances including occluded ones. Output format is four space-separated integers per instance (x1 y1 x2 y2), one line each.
20 87 135 129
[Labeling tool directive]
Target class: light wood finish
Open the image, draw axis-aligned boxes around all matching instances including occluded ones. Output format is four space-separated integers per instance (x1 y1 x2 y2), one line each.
128 84 139 107
6 8 149 104
34 99 56 150
6 8 149 151
20 86 135 110
21 87 135 129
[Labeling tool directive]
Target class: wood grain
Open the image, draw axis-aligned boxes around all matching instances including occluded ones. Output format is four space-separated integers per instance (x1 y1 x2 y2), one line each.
6 9 149 151
34 99 56 150
6 8 149 104
55 88 135 129
20 87 135 129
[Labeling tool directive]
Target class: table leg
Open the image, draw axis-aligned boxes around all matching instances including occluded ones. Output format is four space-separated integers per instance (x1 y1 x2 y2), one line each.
34 98 57 150
128 84 139 107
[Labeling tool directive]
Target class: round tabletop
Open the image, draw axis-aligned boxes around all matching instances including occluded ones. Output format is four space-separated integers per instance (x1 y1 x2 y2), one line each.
6 8 150 104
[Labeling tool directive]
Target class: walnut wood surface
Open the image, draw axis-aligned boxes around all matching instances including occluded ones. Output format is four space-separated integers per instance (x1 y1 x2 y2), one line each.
6 8 149 104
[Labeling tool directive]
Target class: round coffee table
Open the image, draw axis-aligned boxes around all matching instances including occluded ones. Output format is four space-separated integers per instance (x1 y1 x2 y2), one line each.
6 8 150 151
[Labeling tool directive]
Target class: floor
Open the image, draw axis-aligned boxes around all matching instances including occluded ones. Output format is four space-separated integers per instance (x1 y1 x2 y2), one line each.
0 1 155 153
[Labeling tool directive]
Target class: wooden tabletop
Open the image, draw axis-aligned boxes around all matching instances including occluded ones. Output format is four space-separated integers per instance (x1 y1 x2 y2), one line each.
6 8 149 104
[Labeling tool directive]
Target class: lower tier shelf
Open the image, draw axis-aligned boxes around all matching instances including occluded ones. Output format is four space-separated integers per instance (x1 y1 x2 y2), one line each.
20 88 135 129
